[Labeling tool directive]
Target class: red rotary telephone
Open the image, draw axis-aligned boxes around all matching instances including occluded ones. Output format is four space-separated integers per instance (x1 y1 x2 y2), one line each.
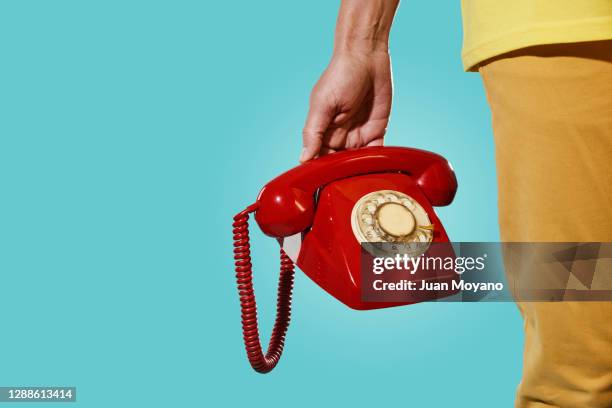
233 146 457 373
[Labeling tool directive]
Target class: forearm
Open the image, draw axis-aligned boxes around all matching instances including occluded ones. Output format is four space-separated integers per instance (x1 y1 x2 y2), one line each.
301 0 396 161
334 0 400 54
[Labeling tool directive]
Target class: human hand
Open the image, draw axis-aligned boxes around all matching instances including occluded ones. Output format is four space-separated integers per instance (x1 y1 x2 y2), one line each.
300 50 392 162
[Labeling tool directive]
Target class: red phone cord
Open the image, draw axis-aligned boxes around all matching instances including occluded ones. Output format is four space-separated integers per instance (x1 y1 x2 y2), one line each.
232 204 295 373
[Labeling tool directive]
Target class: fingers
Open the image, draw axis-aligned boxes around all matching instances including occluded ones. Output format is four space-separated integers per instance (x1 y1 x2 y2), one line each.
366 138 384 147
322 125 349 151
319 146 338 155
301 95 336 163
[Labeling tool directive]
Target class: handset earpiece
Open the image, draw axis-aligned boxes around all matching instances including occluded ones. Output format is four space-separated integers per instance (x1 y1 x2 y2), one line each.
416 159 458 206
255 186 315 237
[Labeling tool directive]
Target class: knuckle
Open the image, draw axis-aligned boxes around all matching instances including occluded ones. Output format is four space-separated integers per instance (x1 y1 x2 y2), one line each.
302 128 317 139
310 86 331 104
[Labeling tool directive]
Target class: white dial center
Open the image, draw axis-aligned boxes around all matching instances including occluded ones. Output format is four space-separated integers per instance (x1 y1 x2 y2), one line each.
376 202 416 237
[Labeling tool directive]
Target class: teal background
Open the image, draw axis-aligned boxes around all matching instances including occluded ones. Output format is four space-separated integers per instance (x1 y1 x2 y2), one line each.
0 1 523 407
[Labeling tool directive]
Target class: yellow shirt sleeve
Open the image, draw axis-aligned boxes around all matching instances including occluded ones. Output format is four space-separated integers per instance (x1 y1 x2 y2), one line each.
461 0 612 71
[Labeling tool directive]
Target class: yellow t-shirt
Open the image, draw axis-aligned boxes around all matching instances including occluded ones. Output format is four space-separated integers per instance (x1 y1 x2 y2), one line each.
461 0 612 71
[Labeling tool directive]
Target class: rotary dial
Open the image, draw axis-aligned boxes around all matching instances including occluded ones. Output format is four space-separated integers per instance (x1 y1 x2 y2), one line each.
351 190 434 247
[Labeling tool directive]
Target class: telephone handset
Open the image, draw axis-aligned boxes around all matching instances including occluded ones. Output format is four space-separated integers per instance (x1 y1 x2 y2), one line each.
233 146 457 373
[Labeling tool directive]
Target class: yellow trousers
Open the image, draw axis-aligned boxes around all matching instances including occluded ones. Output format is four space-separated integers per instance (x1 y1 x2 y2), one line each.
480 40 612 407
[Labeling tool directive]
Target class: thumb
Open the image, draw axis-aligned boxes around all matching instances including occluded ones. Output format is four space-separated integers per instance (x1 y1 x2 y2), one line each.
301 99 334 162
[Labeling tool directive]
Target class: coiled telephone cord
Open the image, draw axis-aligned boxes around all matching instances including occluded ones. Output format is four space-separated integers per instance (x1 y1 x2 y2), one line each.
232 204 295 373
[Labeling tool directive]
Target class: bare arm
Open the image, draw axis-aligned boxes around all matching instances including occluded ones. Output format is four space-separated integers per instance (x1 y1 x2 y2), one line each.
300 0 400 162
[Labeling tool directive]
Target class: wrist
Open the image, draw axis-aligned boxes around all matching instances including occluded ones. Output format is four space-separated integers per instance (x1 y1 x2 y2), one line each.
332 42 390 64
333 0 398 54
333 36 390 54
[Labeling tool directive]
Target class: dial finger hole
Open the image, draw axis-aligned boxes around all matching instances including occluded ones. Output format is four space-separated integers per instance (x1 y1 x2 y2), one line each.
361 214 373 225
385 194 399 202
